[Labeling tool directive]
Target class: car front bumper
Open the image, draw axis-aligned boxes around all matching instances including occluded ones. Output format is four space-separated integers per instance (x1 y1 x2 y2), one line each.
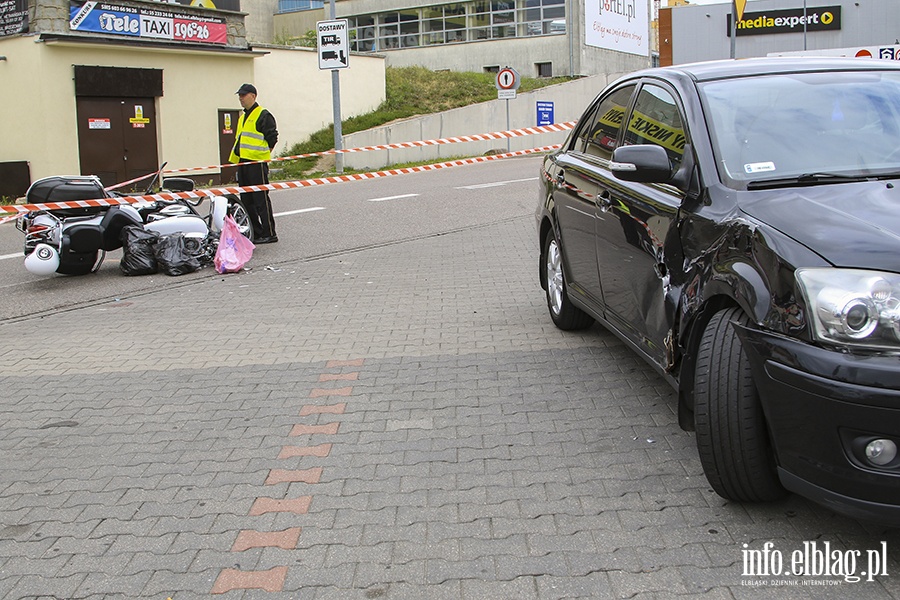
735 324 900 526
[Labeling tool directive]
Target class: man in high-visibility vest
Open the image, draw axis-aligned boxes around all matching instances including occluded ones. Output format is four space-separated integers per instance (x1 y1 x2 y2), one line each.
231 83 279 243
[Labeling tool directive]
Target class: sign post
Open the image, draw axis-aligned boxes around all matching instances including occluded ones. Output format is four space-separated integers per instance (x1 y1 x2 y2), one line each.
317 8 349 173
495 67 520 152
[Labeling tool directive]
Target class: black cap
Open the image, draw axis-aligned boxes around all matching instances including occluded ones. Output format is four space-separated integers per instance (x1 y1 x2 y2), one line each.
236 83 257 95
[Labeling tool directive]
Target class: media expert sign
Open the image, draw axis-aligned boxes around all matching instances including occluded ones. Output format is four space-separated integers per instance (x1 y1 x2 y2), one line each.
728 6 841 37
69 1 227 44
585 0 649 57
317 19 349 70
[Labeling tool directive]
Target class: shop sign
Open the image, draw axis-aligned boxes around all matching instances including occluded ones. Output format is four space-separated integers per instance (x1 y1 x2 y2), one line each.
585 0 650 57
0 0 28 38
151 0 239 12
69 1 228 45
728 6 841 37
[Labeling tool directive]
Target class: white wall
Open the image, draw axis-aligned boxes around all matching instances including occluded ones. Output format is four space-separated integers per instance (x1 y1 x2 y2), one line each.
252 45 385 151
0 35 385 182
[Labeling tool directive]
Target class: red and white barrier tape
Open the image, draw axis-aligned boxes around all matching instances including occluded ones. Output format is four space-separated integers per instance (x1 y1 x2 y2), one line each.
1 145 561 216
103 120 577 190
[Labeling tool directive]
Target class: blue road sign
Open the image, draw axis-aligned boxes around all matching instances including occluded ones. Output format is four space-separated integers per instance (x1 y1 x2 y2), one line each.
537 101 554 126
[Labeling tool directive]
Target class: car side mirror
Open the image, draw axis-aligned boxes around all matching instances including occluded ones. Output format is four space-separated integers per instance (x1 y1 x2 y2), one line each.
610 145 673 183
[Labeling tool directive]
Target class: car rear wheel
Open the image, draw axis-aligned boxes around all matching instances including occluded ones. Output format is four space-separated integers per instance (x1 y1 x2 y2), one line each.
694 307 785 502
544 230 593 331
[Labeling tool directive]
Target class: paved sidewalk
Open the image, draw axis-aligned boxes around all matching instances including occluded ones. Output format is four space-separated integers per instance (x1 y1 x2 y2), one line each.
0 215 898 599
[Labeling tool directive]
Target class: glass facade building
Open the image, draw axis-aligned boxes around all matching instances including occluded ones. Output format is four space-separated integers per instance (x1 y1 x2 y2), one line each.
347 0 565 52
277 0 324 15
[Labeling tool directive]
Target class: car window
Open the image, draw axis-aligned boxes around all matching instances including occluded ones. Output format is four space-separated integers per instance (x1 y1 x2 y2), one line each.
622 84 687 173
569 101 601 153
575 85 635 160
700 71 900 187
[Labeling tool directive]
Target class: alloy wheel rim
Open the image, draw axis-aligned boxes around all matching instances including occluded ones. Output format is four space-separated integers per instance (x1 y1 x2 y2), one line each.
547 239 563 315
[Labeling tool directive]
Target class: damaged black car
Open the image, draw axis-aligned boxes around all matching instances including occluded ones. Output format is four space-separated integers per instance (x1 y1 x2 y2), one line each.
536 57 900 525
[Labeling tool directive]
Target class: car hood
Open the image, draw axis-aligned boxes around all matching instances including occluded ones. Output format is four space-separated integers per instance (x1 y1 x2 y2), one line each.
740 181 900 272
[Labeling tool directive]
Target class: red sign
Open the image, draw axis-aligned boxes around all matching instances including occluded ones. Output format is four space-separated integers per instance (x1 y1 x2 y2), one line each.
174 18 227 44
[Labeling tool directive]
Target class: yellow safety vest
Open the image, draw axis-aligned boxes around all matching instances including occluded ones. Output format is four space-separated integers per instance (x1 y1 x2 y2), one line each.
229 105 272 163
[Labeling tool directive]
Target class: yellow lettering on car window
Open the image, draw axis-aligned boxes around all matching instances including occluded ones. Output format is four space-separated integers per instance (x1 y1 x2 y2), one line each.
627 109 686 155
599 106 626 128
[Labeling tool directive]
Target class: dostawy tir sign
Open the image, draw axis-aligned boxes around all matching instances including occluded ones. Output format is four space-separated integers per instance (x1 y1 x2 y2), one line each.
69 1 227 44
0 0 28 38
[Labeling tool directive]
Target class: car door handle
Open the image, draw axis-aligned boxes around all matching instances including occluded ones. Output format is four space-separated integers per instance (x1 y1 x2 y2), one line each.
556 170 566 186
598 191 612 211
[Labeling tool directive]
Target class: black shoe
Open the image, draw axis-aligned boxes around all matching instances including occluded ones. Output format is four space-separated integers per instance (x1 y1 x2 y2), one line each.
255 236 278 244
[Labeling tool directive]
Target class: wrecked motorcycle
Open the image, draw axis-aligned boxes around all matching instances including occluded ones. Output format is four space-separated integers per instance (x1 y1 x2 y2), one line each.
16 170 253 276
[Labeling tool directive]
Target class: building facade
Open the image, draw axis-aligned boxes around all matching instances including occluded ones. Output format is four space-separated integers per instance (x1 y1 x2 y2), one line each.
659 0 900 66
272 0 653 79
0 0 384 197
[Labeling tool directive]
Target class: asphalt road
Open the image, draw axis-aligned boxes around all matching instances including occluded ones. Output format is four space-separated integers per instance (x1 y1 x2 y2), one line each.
0 156 541 323
1 155 898 599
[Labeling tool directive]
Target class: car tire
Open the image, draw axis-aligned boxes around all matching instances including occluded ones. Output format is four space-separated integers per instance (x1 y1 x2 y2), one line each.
227 196 255 241
544 230 593 331
694 307 785 502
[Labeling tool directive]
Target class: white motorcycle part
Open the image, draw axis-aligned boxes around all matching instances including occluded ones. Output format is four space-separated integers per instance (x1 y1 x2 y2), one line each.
27 214 62 246
144 215 209 237
24 243 61 275
182 232 208 257
211 197 227 233
118 204 143 222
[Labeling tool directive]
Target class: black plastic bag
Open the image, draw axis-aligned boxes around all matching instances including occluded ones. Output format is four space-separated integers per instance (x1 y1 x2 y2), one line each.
154 233 201 276
120 225 160 276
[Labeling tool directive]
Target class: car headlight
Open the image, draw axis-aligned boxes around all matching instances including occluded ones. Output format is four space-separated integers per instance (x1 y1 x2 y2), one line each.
796 268 900 350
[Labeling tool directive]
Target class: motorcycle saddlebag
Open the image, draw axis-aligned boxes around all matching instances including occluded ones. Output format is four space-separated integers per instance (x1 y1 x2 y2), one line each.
56 249 101 276
26 176 108 217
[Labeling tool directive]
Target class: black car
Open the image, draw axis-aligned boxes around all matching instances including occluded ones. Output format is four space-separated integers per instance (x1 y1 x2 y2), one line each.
536 57 900 525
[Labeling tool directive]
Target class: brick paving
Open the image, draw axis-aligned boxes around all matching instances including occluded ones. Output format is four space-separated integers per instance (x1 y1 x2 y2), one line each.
0 215 898 599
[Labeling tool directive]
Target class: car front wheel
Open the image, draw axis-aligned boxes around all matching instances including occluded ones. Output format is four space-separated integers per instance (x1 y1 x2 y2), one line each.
543 230 593 331
694 307 785 502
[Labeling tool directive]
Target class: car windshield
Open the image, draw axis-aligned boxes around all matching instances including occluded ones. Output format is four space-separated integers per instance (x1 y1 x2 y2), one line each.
699 70 900 188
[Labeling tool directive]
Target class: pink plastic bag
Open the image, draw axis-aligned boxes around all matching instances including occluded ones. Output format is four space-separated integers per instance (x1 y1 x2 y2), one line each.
214 214 255 273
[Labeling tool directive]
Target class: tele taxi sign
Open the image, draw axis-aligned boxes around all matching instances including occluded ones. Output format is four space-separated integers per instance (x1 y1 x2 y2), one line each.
317 19 349 70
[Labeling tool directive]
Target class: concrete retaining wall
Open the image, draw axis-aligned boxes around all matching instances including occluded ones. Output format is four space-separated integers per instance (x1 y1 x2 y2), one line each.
340 72 626 171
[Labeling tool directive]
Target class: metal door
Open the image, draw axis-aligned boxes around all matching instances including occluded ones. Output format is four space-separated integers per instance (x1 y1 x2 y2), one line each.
218 109 240 184
76 97 159 189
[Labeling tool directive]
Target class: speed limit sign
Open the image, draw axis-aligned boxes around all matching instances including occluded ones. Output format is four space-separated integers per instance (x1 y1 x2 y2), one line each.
496 67 520 91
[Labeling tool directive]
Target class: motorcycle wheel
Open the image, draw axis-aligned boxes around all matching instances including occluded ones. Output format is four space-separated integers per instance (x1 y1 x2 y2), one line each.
227 196 255 241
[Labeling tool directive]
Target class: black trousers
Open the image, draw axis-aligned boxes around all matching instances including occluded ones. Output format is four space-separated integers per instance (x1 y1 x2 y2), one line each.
236 161 276 239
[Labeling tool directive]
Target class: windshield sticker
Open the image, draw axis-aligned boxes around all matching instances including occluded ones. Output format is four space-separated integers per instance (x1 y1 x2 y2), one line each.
744 161 776 174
